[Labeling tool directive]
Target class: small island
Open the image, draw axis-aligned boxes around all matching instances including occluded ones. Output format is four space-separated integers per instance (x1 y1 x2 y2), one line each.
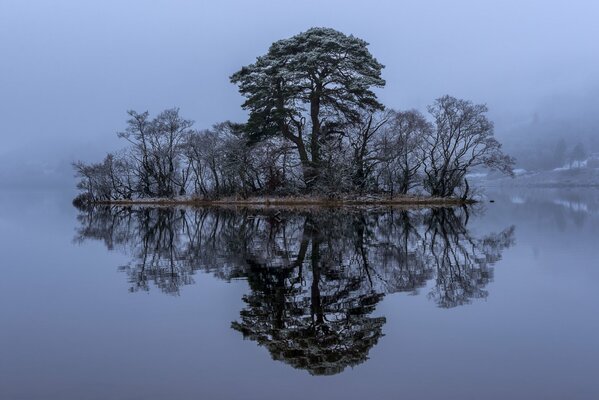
73 28 513 207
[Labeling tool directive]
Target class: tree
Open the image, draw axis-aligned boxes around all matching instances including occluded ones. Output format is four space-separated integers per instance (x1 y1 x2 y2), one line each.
230 27 385 188
422 95 514 198
182 122 297 198
569 142 587 168
423 208 515 308
73 159 110 202
117 108 193 197
553 138 567 168
379 109 431 195
345 109 392 193
72 152 135 204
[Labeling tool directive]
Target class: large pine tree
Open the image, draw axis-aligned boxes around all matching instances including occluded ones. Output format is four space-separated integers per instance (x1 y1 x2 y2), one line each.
230 27 385 188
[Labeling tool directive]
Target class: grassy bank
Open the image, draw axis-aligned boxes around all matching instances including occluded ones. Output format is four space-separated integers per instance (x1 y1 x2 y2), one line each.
88 195 476 208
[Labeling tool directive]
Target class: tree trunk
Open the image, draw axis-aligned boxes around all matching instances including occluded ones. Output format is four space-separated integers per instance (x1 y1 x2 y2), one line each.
461 178 470 201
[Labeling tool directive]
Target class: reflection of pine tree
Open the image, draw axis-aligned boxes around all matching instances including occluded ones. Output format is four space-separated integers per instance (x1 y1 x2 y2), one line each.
231 220 386 375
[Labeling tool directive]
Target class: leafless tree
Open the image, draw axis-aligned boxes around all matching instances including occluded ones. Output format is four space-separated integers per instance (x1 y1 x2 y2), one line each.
74 96 515 202
345 109 392 193
379 110 431 195
422 96 514 198
72 152 135 203
117 108 193 197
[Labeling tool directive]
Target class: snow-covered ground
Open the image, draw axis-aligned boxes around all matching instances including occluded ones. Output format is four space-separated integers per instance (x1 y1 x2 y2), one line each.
475 164 599 188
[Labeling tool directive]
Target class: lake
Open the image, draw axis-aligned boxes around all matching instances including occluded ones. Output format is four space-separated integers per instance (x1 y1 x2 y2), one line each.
1 187 598 399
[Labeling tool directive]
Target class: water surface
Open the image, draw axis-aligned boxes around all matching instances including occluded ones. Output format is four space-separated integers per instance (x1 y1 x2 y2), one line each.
1 188 598 399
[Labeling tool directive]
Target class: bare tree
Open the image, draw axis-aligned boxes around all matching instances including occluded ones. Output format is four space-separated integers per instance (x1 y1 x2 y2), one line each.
345 109 392 193
379 109 431 195
74 97 515 202
422 96 514 198
118 108 193 197
72 152 135 203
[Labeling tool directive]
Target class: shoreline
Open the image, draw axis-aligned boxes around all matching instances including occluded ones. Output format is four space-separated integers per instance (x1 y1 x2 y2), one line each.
84 196 476 208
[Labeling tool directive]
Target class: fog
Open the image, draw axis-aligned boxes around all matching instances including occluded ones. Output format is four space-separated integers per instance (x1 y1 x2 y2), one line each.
1 0 598 189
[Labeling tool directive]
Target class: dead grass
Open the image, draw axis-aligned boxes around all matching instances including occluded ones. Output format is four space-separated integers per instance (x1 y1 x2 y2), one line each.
92 194 475 209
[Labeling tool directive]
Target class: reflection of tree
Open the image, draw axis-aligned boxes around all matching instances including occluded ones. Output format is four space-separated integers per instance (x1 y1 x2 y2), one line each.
74 205 515 373
360 210 433 295
423 208 515 308
76 206 201 294
232 217 386 375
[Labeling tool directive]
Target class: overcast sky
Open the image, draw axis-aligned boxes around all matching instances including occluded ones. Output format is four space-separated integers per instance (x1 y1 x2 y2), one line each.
1 0 598 186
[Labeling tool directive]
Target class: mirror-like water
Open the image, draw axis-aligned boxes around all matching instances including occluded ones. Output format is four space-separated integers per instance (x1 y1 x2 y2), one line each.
1 188 598 399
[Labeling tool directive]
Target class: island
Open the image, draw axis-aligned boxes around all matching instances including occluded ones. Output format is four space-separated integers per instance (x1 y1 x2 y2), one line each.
73 28 513 207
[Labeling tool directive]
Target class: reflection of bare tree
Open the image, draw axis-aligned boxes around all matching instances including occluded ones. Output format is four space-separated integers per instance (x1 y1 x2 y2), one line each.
359 210 433 295
423 208 515 308
76 206 203 294
74 205 514 373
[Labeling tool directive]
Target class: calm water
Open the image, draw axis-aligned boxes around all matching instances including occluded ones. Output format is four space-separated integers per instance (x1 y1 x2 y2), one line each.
1 188 598 399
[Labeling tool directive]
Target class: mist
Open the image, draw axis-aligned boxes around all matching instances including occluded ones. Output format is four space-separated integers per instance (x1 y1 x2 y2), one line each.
1 0 598 189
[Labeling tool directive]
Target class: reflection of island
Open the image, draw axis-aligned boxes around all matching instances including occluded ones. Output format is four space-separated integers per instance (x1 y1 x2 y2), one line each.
74 206 514 374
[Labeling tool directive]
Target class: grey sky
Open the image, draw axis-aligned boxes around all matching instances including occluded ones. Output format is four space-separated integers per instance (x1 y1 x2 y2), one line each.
1 0 598 186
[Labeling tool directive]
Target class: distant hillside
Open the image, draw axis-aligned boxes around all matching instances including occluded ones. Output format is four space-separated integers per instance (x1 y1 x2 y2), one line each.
479 166 599 187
